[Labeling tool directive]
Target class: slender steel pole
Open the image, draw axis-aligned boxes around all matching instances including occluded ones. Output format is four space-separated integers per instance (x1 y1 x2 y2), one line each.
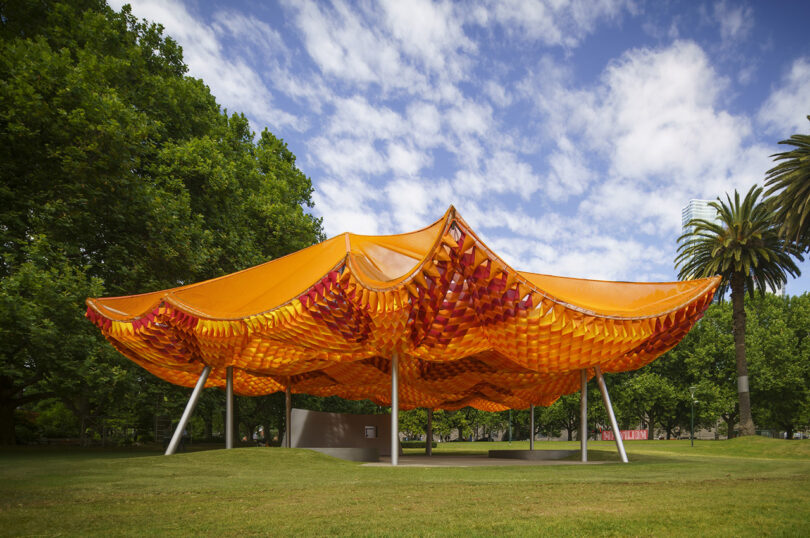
530 405 535 451
285 380 292 448
391 352 399 466
689 385 697 448
165 365 211 456
225 366 234 450
426 408 433 456
594 365 628 463
580 369 588 462
691 399 695 447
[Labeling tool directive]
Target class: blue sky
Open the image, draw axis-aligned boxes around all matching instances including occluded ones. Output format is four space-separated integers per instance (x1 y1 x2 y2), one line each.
111 1 810 293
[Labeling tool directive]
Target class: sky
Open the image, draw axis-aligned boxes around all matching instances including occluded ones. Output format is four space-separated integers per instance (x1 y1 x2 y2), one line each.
110 0 810 294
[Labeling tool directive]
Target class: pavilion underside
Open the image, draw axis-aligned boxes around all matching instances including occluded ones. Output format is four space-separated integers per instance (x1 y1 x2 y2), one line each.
86 206 719 461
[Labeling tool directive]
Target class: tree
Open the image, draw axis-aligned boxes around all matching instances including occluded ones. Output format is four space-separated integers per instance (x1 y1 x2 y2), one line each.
0 1 323 443
616 371 678 440
764 116 810 251
675 185 803 435
680 302 740 437
747 293 810 439
539 394 581 441
399 408 428 440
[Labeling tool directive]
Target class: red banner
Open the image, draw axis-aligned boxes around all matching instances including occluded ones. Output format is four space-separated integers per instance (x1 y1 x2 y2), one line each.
601 429 648 441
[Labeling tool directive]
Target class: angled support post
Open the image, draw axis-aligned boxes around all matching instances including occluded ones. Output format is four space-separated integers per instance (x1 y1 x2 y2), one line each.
225 366 234 450
165 365 211 456
426 408 433 456
285 379 292 448
594 365 628 463
580 369 588 462
530 404 535 451
391 352 399 466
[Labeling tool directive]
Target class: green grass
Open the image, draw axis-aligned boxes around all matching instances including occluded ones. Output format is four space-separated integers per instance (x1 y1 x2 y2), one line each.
1 438 809 536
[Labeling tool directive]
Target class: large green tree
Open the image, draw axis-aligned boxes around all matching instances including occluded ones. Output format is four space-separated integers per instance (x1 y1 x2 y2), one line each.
764 116 810 251
746 293 810 439
675 185 802 435
0 0 322 444
679 302 739 437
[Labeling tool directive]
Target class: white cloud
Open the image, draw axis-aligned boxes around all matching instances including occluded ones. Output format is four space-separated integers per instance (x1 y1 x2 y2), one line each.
483 0 635 48
309 137 388 177
406 102 444 148
712 0 754 47
312 177 387 237
522 41 767 234
327 97 406 140
446 99 493 137
757 57 810 136
387 142 431 176
282 0 473 98
544 137 594 200
484 80 513 108
384 177 452 231
109 0 298 131
380 0 474 77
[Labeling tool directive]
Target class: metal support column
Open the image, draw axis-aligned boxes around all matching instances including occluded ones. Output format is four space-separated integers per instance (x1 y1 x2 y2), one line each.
426 408 433 456
580 369 588 462
165 365 211 456
391 352 399 466
285 380 292 448
530 405 535 451
594 365 628 463
225 366 234 450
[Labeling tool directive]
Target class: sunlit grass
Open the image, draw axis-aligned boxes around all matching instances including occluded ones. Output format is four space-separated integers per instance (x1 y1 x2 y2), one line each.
1 437 809 536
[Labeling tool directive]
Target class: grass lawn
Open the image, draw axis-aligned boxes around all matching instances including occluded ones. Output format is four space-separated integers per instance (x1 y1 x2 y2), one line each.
1 437 809 536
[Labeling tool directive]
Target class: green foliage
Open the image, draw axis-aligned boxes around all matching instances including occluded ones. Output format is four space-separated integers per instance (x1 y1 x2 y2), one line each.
746 294 810 437
765 116 810 251
0 0 322 444
675 184 803 436
675 185 802 298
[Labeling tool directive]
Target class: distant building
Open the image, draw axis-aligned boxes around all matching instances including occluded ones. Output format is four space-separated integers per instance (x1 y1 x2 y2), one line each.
681 199 786 296
681 199 720 234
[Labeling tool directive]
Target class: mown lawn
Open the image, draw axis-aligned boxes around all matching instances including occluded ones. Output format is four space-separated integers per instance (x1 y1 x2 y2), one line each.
1 437 808 536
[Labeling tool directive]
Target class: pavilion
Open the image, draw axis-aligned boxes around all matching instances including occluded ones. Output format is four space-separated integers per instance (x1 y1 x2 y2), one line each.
86 207 719 464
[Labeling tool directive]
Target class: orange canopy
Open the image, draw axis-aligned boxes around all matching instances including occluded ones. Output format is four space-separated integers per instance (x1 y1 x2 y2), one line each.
86 207 719 411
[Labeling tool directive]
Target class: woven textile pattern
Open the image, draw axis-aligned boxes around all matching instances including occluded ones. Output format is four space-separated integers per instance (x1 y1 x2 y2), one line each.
86 208 719 411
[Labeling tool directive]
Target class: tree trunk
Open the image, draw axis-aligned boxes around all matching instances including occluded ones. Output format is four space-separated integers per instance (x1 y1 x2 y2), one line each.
203 414 212 441
0 402 16 445
724 416 735 439
731 273 756 436
80 415 87 447
786 426 794 440
567 428 572 441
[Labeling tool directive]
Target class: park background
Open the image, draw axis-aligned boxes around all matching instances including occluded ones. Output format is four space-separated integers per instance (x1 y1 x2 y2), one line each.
2 2 810 535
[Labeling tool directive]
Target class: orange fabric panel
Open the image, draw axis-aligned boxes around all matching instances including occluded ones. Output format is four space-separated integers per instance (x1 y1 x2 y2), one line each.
86 207 719 410
518 272 716 318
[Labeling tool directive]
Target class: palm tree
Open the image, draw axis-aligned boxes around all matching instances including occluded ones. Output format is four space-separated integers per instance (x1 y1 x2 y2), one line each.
675 185 802 436
764 116 810 251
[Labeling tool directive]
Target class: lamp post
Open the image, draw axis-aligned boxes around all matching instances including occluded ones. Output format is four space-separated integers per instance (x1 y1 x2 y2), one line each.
689 385 697 447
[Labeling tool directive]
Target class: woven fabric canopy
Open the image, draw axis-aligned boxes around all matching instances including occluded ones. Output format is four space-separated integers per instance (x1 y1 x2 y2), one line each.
86 207 719 412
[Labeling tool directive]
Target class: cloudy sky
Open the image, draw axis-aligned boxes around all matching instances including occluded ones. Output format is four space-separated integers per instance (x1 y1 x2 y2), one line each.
110 0 810 293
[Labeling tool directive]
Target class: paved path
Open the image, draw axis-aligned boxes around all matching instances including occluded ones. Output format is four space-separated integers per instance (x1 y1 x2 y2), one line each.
362 455 613 467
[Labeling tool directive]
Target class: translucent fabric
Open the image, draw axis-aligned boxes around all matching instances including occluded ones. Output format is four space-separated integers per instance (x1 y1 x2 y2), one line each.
87 207 719 411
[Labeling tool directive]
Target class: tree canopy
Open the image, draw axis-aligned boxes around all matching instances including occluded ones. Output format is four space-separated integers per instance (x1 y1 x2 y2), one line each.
675 185 802 435
765 116 810 251
0 0 323 444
